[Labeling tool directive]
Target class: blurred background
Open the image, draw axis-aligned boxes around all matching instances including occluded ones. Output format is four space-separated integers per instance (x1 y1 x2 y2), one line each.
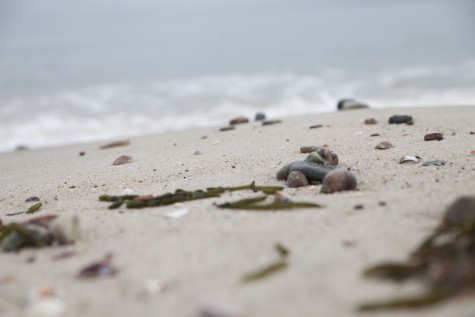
0 0 474 151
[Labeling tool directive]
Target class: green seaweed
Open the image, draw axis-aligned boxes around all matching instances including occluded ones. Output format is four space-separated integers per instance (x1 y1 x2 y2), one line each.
359 196 475 311
99 182 284 209
241 243 290 283
217 196 321 210
0 223 46 250
27 202 42 213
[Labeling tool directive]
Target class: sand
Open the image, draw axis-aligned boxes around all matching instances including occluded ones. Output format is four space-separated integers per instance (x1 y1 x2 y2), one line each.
1 106 475 317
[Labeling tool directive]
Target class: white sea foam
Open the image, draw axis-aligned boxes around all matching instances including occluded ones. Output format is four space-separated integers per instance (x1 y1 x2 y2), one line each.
1 64 474 152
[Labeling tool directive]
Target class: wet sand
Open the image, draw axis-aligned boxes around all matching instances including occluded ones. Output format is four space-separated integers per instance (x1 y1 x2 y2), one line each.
1 106 475 317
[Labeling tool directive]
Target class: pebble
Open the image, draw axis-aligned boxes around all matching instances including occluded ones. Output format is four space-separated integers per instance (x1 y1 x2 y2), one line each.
220 126 235 132
309 124 323 129
422 160 447 166
194 150 202 155
375 141 393 150
337 99 369 111
300 145 319 154
49 214 80 245
304 151 331 166
370 133 381 137
364 118 378 125
321 169 357 193
112 155 133 166
288 161 334 182
25 196 40 203
389 115 413 124
200 302 241 317
444 196 475 227
255 112 266 121
318 147 339 166
286 171 309 188
262 119 282 126
424 132 443 141
229 117 249 125
79 151 85 156
470 150 475 156
276 163 291 180
399 155 421 164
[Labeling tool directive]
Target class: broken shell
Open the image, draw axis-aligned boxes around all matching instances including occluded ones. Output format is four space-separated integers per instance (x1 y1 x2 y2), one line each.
49 214 80 245
399 155 421 164
112 155 133 166
375 141 393 150
100 139 130 149
318 147 338 166
321 169 357 194
422 160 447 166
424 133 443 141
286 171 309 188
364 118 378 125
78 254 117 279
300 145 319 154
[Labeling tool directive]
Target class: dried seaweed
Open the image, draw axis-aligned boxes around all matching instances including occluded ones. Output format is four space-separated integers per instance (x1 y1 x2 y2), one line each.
241 243 290 283
359 196 475 311
0 223 47 250
99 182 284 209
27 202 42 213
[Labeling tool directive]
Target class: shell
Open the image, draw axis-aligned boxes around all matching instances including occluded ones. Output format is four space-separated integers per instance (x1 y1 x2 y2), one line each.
399 155 421 164
112 155 133 166
286 171 309 188
321 169 357 194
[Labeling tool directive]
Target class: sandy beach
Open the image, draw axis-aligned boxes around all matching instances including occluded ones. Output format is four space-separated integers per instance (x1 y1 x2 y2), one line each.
1 105 475 317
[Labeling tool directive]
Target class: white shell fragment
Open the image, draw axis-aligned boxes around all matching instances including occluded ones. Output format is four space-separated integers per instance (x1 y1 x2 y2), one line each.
164 208 189 219
49 214 80 245
26 298 66 317
399 155 421 164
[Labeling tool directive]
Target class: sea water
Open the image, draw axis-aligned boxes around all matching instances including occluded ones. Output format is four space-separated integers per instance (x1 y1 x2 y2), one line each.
0 0 474 152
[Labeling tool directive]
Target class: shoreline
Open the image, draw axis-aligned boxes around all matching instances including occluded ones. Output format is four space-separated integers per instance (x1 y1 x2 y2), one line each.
1 105 475 317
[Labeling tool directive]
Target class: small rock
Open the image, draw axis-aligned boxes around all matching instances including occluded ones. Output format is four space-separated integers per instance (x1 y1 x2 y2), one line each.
470 132 474 135
370 133 381 137
112 155 133 165
309 124 323 129
229 117 249 125
337 99 369 111
194 150 202 155
321 169 357 193
422 160 447 166
262 119 282 126
389 115 413 124
470 150 475 156
288 161 334 182
276 163 291 180
375 141 393 150
424 132 443 141
304 152 331 166
25 196 40 203
220 126 235 132
200 302 241 317
286 171 309 188
318 147 339 166
255 112 266 121
399 155 421 164
300 145 319 154
49 214 80 245
354 205 364 210
364 118 378 125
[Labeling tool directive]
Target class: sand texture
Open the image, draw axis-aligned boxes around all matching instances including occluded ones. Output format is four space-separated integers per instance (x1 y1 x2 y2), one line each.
1 106 475 317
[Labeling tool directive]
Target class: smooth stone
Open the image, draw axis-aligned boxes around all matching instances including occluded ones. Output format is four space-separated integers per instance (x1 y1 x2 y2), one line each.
288 161 333 182
375 141 393 150
321 169 357 194
219 126 235 132
229 117 249 125
424 132 443 141
286 171 309 188
337 99 369 111
300 145 319 154
304 152 330 166
276 163 291 180
309 124 323 129
389 115 413 124
318 147 339 166
255 112 266 121
364 118 378 125
422 160 447 166
49 214 80 245
444 196 475 227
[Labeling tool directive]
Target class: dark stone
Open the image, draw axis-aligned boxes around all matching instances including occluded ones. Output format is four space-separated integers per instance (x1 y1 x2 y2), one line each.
262 120 282 126
79 151 86 156
309 124 323 129
354 204 364 210
389 115 413 124
255 112 266 121
288 161 334 182
424 133 443 141
370 133 381 137
321 169 357 193
25 197 40 203
286 171 309 188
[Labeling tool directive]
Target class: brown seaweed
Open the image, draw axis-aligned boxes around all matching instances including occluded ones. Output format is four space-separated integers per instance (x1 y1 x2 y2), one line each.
359 196 475 311
27 202 43 213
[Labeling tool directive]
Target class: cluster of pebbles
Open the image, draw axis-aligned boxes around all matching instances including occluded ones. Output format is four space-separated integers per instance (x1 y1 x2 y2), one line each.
276 147 357 194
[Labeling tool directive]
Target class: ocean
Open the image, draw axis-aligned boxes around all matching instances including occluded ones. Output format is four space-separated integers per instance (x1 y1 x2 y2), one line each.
0 0 474 152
